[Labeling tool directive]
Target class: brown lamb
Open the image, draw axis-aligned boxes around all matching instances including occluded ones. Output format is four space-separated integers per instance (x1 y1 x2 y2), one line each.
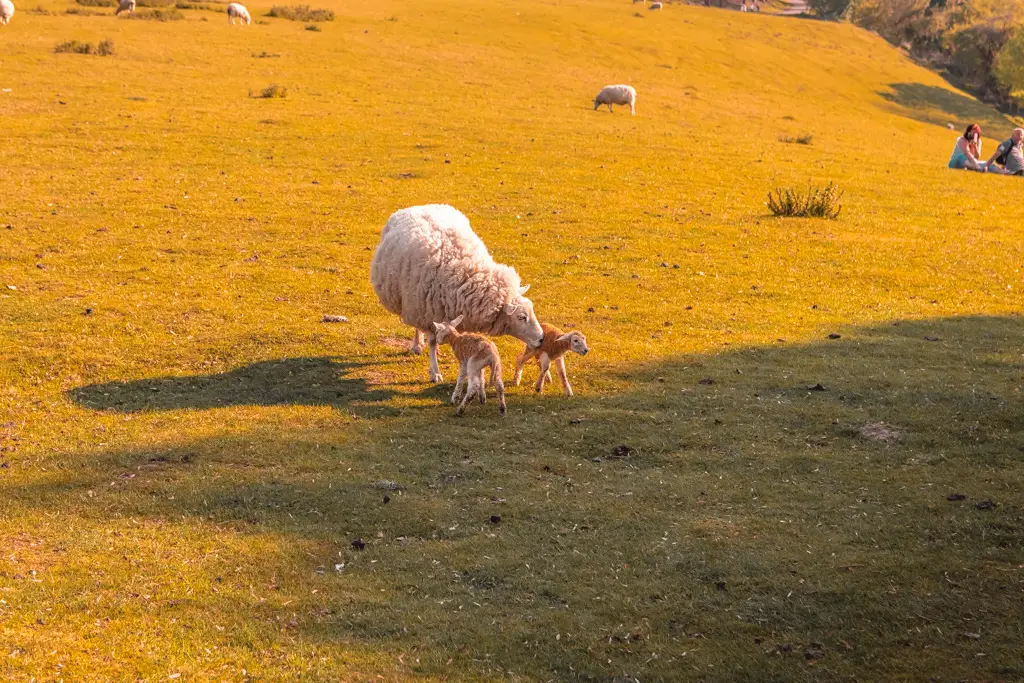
513 323 589 396
432 315 506 416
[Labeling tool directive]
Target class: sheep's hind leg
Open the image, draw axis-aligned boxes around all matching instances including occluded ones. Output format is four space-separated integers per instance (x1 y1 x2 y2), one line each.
409 328 425 355
426 331 443 383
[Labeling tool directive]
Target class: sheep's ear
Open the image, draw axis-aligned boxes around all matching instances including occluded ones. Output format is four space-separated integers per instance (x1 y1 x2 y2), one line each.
555 333 572 343
450 315 463 328
518 284 530 295
503 302 518 315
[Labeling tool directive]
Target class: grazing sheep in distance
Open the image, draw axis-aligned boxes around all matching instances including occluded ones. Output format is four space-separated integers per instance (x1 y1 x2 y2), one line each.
115 0 134 15
227 2 251 24
433 316 507 416
594 84 637 115
650 1 663 8
370 204 544 383
0 0 14 25
514 323 589 396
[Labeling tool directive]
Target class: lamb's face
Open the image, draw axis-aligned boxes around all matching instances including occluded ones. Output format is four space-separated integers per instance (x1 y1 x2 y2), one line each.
432 322 454 344
568 332 589 356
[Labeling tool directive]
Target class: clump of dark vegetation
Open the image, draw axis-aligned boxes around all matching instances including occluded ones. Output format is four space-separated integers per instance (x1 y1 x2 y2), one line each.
250 84 288 98
267 4 333 21
121 8 184 19
766 182 842 219
252 51 280 58
305 23 320 31
779 134 813 145
174 1 212 8
24 5 52 14
54 39 115 56
65 7 103 13
75 0 116 5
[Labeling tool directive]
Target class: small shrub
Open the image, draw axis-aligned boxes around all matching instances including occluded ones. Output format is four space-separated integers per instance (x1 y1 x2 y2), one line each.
385 15 397 21
65 7 104 14
305 23 320 31
250 84 287 98
137 0 176 6
633 11 644 17
25 6 53 14
121 8 185 19
266 4 333 21
779 134 814 145
76 0 116 6
766 182 843 219
252 51 280 58
54 39 115 55
175 2 212 9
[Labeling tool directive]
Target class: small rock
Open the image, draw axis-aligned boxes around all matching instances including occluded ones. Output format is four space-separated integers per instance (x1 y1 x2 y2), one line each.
807 383 826 391
569 417 586 424
699 378 715 385
587 307 595 313
322 315 348 323
685 305 693 310
715 581 726 591
947 493 967 501
660 261 669 267
244 253 258 263
382 495 390 505
672 264 679 269
975 500 996 510
924 336 939 342
804 643 825 660
611 445 633 458
489 515 501 524
828 333 841 340
351 538 366 551
84 308 93 315
857 422 902 443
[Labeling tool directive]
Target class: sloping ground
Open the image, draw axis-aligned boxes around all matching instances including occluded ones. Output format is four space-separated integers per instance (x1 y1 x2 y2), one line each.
1 0 1022 680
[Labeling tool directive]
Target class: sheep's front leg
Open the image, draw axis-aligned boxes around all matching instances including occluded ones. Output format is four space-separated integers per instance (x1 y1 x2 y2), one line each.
426 330 443 383
555 356 573 397
607 103 614 113
630 103 636 116
451 364 467 405
410 328 425 355
535 354 551 393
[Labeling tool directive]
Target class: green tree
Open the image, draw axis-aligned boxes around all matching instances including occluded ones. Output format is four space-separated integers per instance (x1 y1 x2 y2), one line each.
994 28 1024 103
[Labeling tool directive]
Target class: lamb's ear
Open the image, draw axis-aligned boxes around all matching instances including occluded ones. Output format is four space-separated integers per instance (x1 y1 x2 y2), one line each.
518 284 530 295
555 333 572 343
450 315 463 328
432 322 441 332
503 302 518 315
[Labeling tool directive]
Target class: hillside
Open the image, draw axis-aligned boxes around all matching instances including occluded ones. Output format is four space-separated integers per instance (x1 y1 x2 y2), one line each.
1 0 1022 679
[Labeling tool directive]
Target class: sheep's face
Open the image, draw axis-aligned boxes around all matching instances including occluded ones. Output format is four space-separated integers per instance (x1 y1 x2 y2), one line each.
504 294 543 348
557 331 589 356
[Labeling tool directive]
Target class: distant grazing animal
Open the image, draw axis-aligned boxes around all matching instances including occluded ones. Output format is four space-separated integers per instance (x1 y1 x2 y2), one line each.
594 84 637 115
227 2 251 24
115 0 134 15
370 204 544 383
432 316 507 416
649 1 663 8
0 0 14 25
514 323 589 396
632 0 645 3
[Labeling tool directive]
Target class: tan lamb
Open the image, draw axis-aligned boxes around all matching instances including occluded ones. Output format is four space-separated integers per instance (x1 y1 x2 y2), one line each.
432 316 507 416
513 323 589 396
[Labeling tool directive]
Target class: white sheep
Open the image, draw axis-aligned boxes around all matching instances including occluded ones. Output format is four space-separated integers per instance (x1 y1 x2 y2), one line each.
432 316 507 416
594 84 637 115
649 1 663 8
227 2 251 24
115 0 134 15
370 204 544 383
1 0 16 24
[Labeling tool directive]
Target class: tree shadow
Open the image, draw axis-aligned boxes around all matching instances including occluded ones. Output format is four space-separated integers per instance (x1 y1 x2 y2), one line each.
67 356 396 414
13 315 1024 680
879 82 1014 131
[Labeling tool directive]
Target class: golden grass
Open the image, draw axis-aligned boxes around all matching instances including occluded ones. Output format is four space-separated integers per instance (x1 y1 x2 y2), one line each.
1 0 1023 679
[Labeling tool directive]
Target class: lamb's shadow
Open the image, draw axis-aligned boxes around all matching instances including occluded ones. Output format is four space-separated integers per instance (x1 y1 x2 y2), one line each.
879 82 1014 130
68 357 395 414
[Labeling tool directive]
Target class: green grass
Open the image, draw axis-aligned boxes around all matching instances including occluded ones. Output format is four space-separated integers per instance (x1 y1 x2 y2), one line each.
1 0 1023 679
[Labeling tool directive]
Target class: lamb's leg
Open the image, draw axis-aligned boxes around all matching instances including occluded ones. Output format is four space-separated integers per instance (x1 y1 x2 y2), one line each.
477 369 487 404
426 331 443 383
410 328 425 355
457 376 476 416
535 355 551 393
555 356 573 397
493 369 506 415
513 349 532 386
451 365 466 405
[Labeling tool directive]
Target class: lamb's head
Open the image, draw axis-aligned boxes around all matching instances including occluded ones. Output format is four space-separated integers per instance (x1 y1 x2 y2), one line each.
431 315 463 345
556 330 589 356
499 286 543 348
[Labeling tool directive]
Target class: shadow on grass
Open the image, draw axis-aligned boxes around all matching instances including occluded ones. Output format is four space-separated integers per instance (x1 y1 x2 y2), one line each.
879 82 1014 131
15 315 1024 680
68 356 395 413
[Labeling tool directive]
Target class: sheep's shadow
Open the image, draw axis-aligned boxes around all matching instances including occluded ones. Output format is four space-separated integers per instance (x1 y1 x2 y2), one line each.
68 356 396 414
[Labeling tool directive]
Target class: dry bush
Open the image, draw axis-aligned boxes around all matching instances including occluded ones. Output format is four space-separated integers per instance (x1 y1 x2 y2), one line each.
305 23 321 31
779 134 814 145
54 39 115 55
250 84 288 98
766 182 842 219
121 8 185 19
267 4 333 21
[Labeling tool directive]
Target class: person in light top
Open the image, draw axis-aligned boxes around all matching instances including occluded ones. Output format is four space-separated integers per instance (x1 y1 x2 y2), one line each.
948 123 986 171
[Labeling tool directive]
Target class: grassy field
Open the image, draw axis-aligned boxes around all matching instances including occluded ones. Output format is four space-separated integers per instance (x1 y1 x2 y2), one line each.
2 0 1023 679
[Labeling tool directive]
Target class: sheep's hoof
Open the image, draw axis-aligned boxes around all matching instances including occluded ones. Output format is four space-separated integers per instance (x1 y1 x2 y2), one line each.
409 345 424 356
499 403 506 415
431 372 443 383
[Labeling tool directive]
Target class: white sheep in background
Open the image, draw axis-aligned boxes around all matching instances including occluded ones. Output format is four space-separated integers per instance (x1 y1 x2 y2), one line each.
115 0 134 15
649 1 663 8
432 315 507 416
594 84 637 115
227 2 251 24
1 0 16 24
371 204 544 383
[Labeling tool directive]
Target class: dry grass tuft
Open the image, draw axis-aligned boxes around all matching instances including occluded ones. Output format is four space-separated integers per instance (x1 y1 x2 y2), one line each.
767 181 843 218
120 7 185 19
267 4 334 21
249 84 288 98
54 39 115 55
779 133 814 144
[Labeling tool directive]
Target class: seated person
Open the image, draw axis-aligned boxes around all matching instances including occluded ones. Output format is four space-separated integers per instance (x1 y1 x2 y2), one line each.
984 127 1024 176
949 123 986 171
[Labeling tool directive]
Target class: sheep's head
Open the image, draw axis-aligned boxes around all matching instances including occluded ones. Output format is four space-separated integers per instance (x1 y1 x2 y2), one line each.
556 330 589 356
502 286 543 348
431 315 463 345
